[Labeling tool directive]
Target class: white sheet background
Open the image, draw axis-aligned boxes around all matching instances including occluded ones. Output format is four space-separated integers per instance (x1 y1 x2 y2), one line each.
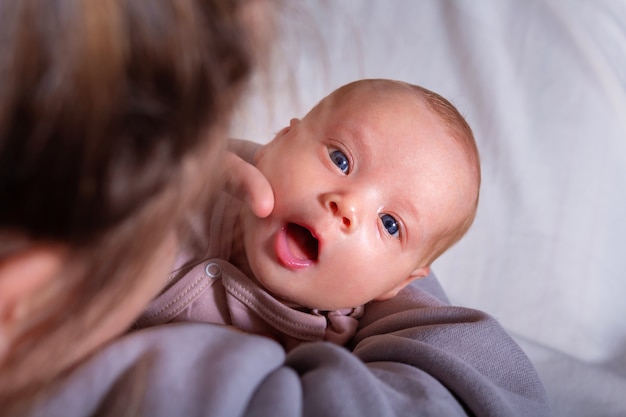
231 1 626 415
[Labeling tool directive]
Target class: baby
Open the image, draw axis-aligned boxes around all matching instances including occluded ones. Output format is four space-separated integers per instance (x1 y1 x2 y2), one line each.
136 79 480 350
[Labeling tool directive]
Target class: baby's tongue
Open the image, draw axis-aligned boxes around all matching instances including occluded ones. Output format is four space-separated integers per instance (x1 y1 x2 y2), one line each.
286 223 318 261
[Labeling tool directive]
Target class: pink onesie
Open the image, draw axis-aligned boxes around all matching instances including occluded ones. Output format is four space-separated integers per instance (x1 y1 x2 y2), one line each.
135 192 363 351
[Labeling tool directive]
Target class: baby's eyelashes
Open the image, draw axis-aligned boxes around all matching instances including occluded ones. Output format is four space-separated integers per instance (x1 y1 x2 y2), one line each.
380 213 400 238
328 148 350 174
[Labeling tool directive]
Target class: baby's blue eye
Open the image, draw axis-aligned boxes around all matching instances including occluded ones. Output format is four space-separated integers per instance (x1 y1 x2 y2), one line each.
329 149 350 174
380 214 400 237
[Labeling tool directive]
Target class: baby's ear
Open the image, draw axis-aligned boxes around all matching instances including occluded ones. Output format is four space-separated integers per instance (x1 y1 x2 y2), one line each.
374 266 431 301
275 118 300 139
255 118 300 163
274 125 290 139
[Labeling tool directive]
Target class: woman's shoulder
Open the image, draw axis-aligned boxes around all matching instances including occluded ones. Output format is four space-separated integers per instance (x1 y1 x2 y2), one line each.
28 323 284 417
27 286 550 417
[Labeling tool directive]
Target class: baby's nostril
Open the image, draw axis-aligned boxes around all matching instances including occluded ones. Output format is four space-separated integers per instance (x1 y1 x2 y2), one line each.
330 201 338 213
342 217 350 227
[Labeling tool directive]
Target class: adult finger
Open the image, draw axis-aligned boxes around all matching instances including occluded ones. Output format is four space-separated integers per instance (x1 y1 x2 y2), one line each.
223 151 274 218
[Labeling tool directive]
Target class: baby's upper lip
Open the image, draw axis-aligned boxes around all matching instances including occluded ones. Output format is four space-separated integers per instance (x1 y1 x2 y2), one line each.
299 222 320 241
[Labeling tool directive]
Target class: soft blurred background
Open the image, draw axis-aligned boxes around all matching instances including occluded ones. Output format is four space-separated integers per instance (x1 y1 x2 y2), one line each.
231 1 626 415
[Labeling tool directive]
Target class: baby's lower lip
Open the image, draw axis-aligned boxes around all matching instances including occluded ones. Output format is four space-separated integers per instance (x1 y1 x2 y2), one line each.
274 224 316 270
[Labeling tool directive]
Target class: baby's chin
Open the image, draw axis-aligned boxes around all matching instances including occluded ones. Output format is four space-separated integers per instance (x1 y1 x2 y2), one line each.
247 267 313 309
257 278 356 311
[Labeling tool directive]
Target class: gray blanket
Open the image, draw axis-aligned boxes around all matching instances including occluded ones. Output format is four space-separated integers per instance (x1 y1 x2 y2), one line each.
27 274 549 417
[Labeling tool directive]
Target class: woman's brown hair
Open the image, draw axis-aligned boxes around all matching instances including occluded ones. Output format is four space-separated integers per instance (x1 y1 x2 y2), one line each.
0 0 262 410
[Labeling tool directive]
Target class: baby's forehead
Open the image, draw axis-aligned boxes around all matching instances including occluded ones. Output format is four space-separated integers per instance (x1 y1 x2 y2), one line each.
311 88 429 137
328 80 425 110
331 83 476 173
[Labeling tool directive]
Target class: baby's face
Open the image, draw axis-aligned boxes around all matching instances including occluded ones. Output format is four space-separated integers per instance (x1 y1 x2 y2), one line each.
241 88 475 310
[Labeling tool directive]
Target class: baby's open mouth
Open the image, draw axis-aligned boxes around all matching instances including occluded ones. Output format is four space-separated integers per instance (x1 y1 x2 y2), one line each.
275 222 319 269
285 222 319 262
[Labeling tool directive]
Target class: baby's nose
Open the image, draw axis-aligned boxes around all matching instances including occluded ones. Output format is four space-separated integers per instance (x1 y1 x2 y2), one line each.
324 194 358 232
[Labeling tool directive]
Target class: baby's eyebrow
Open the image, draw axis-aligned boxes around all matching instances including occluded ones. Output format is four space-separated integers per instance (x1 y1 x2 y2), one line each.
395 195 421 240
334 122 373 158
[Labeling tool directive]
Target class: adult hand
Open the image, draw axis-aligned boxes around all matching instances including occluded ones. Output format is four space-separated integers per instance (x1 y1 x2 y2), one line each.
223 148 274 218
